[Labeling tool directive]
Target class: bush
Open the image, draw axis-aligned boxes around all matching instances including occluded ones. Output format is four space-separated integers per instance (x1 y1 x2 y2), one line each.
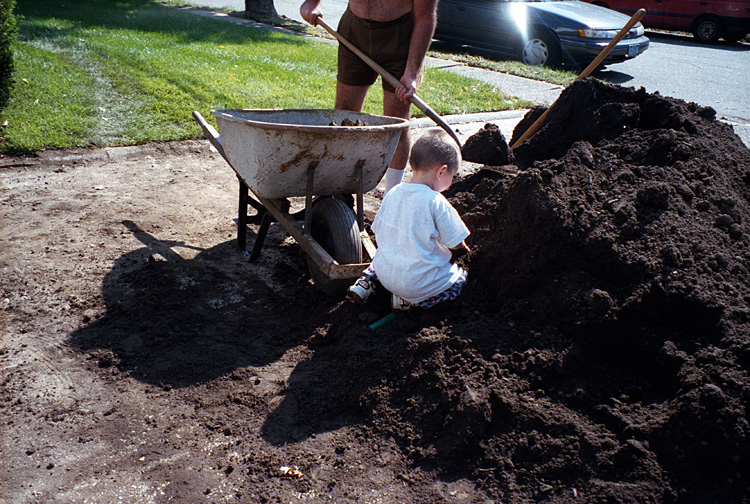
0 0 18 110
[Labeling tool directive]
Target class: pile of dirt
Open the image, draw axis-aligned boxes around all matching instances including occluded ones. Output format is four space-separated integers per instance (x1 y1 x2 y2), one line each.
352 78 750 502
461 122 514 166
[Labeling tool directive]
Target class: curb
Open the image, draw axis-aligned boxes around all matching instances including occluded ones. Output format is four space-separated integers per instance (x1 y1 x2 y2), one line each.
411 109 526 129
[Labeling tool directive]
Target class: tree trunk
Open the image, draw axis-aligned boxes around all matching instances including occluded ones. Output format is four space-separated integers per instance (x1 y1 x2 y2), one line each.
244 0 278 18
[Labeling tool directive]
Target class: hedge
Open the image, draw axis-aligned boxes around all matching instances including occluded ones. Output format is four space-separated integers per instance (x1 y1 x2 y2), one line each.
0 0 17 110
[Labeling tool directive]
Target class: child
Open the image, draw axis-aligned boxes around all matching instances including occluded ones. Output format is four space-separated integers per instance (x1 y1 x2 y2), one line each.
347 130 470 311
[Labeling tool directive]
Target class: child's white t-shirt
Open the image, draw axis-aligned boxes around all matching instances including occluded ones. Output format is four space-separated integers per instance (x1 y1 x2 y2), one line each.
371 183 469 303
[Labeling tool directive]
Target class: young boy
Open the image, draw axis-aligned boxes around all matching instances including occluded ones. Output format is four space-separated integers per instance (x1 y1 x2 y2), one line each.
347 131 470 311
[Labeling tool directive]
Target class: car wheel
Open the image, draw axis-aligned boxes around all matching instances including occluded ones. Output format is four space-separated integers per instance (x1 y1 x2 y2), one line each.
692 16 722 43
519 29 561 67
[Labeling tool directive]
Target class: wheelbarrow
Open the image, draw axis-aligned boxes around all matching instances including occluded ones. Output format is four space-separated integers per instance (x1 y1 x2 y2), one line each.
192 108 409 294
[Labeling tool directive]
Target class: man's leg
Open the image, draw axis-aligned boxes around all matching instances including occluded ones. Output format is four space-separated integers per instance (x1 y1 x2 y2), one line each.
383 89 412 192
335 81 369 112
333 81 370 206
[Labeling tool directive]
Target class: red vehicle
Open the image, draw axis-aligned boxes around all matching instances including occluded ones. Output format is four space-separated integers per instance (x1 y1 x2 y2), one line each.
583 0 750 42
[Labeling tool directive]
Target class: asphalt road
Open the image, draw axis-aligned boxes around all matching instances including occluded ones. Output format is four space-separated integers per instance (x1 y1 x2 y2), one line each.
595 31 750 124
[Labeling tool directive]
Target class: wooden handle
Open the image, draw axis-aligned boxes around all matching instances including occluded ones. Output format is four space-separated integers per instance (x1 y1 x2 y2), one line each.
316 17 462 148
510 8 646 150
193 110 228 162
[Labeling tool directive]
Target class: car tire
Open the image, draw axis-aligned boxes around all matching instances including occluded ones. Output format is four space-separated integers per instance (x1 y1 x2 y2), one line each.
519 29 561 67
692 16 722 43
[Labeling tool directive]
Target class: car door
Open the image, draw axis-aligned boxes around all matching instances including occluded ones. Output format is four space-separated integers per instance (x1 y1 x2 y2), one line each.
606 0 668 28
436 0 519 54
659 0 715 30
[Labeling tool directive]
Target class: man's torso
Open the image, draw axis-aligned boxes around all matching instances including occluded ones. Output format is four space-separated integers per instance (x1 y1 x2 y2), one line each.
348 0 413 22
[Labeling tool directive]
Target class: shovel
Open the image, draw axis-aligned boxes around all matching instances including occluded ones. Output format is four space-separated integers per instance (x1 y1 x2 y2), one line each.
510 8 647 149
315 17 462 149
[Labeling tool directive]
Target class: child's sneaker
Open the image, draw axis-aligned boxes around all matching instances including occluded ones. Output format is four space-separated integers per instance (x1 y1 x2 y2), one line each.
347 276 376 304
391 294 412 311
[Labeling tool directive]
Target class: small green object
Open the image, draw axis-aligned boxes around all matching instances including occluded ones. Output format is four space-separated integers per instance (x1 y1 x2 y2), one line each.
369 312 398 330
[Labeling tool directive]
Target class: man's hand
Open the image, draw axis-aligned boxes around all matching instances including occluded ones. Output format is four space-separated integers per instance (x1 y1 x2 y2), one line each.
300 0 322 26
395 74 417 104
398 0 437 104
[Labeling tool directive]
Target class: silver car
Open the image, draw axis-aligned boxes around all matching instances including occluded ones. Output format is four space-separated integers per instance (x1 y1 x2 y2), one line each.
435 0 650 67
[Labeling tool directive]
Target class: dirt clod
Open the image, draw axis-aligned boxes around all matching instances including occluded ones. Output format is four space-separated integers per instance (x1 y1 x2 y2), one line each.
329 118 367 127
461 122 514 166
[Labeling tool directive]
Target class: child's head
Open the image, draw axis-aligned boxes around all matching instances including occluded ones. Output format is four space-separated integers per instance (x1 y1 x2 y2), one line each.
409 131 461 192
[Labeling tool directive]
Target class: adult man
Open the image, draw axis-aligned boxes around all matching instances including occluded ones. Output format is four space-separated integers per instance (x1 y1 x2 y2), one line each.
300 0 438 193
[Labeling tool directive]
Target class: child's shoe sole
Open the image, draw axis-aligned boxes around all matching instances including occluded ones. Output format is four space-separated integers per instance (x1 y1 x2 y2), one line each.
391 294 412 311
346 288 366 304
347 277 376 304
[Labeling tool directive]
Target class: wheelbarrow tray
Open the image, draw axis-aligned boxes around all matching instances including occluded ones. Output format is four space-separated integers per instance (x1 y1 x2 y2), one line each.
211 109 408 199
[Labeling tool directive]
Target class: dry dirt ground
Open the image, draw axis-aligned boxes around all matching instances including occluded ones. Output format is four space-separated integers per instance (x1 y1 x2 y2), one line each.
0 119 492 504
2 79 750 504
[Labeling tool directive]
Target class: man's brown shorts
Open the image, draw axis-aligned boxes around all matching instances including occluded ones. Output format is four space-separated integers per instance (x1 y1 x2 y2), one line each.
336 7 415 93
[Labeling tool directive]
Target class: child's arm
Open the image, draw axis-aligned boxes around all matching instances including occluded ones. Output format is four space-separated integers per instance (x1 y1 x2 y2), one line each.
450 240 470 261
451 240 470 254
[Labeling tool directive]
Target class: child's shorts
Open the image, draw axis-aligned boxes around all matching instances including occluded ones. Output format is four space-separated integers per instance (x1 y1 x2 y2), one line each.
416 269 467 309
362 266 467 309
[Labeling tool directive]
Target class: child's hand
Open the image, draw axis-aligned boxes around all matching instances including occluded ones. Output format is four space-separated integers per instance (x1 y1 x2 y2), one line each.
451 241 470 259
454 241 470 253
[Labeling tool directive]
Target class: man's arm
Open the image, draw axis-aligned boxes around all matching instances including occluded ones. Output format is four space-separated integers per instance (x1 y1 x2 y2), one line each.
396 0 438 104
300 0 322 25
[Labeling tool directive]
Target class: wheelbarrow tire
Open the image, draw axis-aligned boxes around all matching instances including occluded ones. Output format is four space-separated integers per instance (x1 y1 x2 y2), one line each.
307 197 362 295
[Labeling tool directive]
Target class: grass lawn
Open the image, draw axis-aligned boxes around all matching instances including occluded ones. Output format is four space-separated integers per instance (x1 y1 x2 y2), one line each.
161 0 578 86
1 0 534 154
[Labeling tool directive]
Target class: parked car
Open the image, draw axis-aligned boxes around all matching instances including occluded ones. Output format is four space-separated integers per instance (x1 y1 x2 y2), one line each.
582 0 750 43
434 0 650 68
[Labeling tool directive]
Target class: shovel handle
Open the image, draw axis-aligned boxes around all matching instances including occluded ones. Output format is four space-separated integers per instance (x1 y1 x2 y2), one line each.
316 17 462 148
510 8 646 150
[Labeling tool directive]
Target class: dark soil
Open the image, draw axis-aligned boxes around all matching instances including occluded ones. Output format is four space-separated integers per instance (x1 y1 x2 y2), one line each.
2 78 749 503
441 78 750 502
461 122 514 166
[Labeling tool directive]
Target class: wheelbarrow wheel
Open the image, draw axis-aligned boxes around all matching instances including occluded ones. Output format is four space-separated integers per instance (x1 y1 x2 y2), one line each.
307 197 362 295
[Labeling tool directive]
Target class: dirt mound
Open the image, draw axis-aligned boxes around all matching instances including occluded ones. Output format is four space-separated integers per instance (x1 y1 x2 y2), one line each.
360 79 750 502
461 122 514 166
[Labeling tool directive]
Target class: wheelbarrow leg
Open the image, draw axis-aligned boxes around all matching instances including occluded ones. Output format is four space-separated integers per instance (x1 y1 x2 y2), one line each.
250 212 272 262
250 199 290 260
237 176 278 262
237 178 252 261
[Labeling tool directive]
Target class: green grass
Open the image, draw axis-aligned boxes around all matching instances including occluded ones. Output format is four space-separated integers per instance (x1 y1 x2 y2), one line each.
158 0 577 84
1 0 532 154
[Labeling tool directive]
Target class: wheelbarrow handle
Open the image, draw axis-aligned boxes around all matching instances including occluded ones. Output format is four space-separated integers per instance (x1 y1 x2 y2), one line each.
192 110 229 163
316 17 462 149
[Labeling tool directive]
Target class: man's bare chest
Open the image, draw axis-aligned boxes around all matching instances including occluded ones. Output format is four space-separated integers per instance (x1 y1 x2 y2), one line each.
349 0 413 22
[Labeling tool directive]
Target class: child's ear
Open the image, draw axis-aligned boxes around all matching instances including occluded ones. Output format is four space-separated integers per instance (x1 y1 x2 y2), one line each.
437 164 449 177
